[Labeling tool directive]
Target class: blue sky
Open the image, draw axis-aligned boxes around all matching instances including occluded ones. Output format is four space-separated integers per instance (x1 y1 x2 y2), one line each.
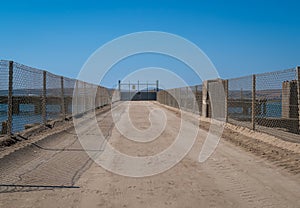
0 0 299 88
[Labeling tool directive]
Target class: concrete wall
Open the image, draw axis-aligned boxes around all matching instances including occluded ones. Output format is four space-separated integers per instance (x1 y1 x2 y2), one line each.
282 80 299 119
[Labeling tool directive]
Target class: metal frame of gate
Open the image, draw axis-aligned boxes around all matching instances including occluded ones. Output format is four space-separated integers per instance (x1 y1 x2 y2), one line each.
118 80 159 101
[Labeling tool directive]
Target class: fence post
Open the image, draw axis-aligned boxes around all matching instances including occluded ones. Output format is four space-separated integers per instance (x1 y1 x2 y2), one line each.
42 71 47 125
60 76 66 120
225 80 229 123
7 61 13 136
252 74 256 130
297 66 300 133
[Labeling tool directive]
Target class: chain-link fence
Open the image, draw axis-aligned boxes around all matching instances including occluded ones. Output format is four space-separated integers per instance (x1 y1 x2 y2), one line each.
228 75 253 129
157 85 202 115
63 77 76 115
0 60 9 135
255 68 299 139
118 81 158 101
157 67 300 141
0 60 120 135
45 72 62 121
12 62 44 132
1 60 299 140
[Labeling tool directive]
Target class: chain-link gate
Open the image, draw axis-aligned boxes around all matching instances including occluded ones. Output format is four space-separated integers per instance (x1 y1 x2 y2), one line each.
119 80 159 101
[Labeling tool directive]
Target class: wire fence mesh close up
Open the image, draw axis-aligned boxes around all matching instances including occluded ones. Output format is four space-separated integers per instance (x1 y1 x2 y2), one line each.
227 75 253 129
12 62 44 132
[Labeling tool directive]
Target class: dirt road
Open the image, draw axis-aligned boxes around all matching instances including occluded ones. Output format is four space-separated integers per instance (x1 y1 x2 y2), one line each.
0 101 300 208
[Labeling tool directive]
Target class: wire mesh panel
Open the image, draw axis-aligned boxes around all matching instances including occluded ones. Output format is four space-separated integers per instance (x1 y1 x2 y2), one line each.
0 60 9 134
0 60 120 137
103 86 111 106
157 90 166 105
179 87 186 110
46 72 62 121
157 85 203 115
195 85 202 115
165 89 173 108
120 83 131 101
187 86 196 112
228 75 253 129
63 77 76 115
173 88 179 108
165 89 172 107
160 90 166 105
12 62 43 133
99 86 106 107
174 88 181 109
111 88 120 103
157 91 161 103
73 80 85 115
95 86 101 108
84 83 96 112
2 60 298 142
255 68 299 136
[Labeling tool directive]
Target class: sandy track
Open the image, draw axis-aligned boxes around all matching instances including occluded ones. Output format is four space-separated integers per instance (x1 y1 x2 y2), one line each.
0 101 300 208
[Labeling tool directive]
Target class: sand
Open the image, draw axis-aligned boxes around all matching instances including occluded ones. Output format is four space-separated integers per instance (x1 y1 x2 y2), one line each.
0 101 299 208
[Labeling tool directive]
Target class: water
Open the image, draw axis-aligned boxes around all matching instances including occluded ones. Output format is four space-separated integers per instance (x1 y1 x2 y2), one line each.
227 101 282 118
0 104 70 133
260 102 282 118
0 101 286 134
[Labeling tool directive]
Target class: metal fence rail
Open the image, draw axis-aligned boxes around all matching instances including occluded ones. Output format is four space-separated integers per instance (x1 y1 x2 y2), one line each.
0 60 120 135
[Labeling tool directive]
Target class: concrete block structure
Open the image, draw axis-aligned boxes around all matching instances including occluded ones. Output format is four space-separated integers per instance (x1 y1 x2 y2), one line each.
282 80 299 119
202 79 226 119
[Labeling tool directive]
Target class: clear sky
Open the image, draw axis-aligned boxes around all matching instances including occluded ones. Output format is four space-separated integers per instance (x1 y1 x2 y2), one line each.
0 0 299 88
